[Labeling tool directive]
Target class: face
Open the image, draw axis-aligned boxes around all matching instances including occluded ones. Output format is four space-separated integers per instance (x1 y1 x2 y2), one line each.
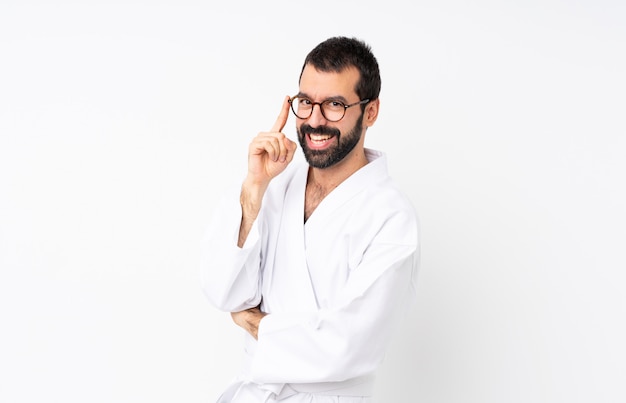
295 65 366 169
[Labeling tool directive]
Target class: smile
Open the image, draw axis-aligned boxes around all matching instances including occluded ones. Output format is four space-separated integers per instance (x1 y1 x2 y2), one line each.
305 132 337 150
309 133 334 144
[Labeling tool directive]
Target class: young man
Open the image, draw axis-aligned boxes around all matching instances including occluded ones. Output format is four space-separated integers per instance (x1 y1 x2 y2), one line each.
202 36 420 402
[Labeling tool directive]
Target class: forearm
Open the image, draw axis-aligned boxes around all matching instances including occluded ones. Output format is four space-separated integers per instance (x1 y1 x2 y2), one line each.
238 178 269 248
249 251 417 384
201 187 264 312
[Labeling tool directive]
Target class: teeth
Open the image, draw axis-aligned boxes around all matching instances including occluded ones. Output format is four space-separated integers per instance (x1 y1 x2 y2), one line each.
310 134 332 141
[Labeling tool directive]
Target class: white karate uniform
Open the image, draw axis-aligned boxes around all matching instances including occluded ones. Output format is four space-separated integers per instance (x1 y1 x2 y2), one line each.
202 149 419 402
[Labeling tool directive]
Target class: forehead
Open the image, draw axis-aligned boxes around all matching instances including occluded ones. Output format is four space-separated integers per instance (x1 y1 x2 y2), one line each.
299 64 360 100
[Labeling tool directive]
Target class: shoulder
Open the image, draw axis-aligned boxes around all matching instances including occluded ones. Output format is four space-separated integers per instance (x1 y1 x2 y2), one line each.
261 156 308 210
353 153 419 246
362 149 418 221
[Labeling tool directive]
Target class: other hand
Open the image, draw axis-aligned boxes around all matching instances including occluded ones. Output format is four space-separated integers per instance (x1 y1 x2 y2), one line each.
231 306 267 340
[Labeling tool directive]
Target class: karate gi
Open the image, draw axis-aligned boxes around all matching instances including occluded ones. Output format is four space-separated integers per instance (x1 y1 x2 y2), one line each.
202 148 420 402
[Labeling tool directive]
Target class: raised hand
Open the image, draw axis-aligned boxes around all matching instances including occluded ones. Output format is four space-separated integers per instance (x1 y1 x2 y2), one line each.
246 95 298 186
238 96 298 247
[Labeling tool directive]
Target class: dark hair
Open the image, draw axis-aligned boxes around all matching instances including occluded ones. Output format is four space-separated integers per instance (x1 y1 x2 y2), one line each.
299 37 381 104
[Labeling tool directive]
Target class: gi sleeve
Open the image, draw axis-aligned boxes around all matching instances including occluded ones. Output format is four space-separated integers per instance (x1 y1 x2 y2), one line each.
249 210 420 384
200 185 264 312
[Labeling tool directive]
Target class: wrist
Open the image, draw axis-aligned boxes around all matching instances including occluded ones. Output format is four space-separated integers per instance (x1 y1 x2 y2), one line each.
240 179 268 218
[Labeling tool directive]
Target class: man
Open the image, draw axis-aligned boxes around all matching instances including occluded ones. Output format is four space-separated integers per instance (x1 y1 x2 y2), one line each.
202 36 420 402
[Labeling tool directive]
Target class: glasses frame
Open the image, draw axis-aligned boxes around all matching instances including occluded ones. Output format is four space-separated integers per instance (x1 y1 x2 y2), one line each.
288 95 370 122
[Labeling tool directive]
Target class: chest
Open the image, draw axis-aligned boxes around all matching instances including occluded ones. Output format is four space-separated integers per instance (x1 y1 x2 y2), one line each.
304 182 332 222
262 199 378 310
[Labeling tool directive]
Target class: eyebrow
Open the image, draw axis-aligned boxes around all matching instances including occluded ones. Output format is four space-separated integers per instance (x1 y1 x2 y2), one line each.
296 92 349 104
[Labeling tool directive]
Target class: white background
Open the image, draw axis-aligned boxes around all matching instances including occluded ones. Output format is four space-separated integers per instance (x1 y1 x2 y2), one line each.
1 1 624 402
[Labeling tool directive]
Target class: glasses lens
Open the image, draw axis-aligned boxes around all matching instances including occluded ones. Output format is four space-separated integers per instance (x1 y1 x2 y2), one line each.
291 97 312 119
321 100 346 122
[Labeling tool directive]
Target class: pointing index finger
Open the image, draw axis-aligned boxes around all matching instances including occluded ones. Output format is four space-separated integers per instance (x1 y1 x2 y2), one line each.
270 95 291 133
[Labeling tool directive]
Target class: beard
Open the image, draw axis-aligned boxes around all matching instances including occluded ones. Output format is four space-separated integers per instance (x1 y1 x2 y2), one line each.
297 113 364 169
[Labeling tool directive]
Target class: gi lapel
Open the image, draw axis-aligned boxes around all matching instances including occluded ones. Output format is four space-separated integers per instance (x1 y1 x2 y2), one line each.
264 162 320 312
304 149 388 231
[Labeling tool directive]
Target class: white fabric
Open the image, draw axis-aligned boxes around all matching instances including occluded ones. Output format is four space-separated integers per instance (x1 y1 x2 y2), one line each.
217 381 373 402
202 149 420 402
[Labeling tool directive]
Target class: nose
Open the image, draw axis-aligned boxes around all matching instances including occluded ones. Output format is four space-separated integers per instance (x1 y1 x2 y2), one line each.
306 103 328 127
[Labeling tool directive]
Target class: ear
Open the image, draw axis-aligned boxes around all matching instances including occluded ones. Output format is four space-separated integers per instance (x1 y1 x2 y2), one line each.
363 99 380 127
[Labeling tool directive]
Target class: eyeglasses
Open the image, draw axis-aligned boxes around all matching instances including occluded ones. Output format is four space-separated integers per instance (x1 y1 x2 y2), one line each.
288 96 370 122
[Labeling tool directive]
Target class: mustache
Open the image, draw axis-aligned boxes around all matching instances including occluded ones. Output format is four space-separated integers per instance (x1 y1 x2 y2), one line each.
300 124 340 138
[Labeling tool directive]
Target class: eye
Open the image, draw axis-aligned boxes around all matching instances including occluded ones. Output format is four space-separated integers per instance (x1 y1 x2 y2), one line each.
324 100 345 111
299 98 312 106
